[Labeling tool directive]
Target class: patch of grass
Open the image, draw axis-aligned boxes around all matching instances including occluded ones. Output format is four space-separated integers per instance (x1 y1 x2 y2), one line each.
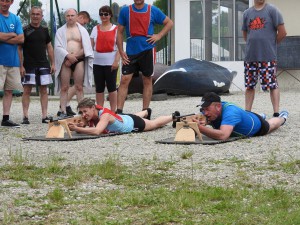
228 156 247 165
181 150 194 159
268 151 277 165
1 154 300 224
2 207 16 225
281 159 300 174
47 187 65 204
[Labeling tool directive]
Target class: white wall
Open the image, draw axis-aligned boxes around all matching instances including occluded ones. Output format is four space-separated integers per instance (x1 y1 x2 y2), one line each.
174 0 190 62
213 61 245 92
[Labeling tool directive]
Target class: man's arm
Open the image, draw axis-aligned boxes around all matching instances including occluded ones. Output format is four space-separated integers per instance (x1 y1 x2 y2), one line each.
46 42 56 74
17 45 25 77
5 34 24 45
242 30 247 42
197 124 234 140
158 16 173 39
147 16 173 44
117 25 130 65
277 24 287 44
112 51 120 71
0 32 17 42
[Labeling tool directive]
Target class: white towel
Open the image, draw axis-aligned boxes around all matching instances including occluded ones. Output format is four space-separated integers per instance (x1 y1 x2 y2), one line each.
54 22 94 93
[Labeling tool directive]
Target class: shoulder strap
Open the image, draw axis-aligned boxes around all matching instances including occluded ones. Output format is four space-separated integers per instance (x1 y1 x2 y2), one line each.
95 105 123 122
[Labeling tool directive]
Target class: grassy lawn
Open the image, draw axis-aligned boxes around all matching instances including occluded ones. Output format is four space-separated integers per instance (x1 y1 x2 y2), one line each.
1 150 300 224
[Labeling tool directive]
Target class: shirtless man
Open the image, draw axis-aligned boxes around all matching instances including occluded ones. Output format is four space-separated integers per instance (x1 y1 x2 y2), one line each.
60 10 91 116
54 8 93 118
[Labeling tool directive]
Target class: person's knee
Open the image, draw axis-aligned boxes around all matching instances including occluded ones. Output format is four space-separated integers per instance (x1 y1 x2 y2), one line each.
142 76 152 84
60 85 69 93
23 86 32 95
39 86 48 96
107 84 117 93
74 84 83 92
120 75 132 86
4 90 13 96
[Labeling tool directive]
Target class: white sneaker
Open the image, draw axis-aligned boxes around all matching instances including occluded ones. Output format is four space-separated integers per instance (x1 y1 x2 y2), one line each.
259 113 266 120
279 110 289 125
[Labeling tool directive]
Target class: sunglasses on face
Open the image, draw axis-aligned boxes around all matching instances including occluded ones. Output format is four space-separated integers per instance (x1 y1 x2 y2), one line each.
100 12 110 17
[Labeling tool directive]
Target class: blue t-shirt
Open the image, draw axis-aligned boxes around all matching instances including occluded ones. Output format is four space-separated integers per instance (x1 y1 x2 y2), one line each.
0 12 23 67
211 102 261 137
118 4 166 55
98 110 134 133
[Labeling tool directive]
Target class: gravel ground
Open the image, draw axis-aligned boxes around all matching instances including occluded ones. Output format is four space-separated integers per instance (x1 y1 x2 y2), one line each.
0 90 300 189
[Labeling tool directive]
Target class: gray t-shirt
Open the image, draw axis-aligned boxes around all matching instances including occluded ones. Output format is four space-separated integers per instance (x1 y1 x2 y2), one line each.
242 3 284 62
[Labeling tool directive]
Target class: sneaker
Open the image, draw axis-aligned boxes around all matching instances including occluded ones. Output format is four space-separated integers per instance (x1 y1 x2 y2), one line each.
58 113 71 120
42 116 52 124
66 106 76 116
1 120 20 128
143 108 152 120
259 113 266 120
21 117 30 124
116 109 123 114
172 111 180 128
279 110 289 125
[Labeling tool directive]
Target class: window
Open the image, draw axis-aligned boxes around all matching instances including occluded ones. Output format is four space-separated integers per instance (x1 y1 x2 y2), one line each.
190 0 248 61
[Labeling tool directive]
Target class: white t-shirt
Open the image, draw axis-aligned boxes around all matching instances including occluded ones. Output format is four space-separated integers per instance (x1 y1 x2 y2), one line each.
90 24 118 66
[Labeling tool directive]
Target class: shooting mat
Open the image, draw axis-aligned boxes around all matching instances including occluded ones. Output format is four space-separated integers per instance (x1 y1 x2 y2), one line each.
23 132 121 142
156 135 245 145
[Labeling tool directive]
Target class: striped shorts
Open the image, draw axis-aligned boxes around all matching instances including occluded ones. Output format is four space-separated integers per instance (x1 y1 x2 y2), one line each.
22 67 53 86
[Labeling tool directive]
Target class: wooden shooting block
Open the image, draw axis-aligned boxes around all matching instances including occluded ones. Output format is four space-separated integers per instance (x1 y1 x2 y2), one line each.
174 121 203 142
46 116 86 139
184 113 206 123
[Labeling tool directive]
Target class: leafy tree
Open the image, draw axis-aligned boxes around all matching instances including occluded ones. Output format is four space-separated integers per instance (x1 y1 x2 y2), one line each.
85 18 98 35
153 0 168 55
153 0 167 14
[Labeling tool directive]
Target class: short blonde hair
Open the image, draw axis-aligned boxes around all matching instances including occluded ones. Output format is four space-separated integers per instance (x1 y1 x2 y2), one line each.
77 98 95 110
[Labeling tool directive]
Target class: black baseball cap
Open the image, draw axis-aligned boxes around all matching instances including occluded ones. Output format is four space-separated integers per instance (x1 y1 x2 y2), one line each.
197 92 221 108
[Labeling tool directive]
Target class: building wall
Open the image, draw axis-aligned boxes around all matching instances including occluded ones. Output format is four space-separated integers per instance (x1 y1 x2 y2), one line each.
173 0 190 62
268 0 300 36
170 0 300 93
171 0 299 62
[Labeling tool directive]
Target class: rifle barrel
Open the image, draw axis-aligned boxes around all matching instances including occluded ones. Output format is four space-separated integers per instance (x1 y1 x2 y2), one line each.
175 113 196 119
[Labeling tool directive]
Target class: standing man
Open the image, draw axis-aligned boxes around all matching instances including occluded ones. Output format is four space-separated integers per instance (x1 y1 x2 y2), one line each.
54 8 93 118
0 0 24 127
242 0 287 117
60 10 91 116
77 11 91 27
18 6 55 124
116 0 173 113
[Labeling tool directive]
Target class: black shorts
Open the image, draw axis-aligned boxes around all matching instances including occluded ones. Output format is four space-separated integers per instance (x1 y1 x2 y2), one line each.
93 65 117 93
253 113 270 136
122 49 154 77
127 114 146 132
